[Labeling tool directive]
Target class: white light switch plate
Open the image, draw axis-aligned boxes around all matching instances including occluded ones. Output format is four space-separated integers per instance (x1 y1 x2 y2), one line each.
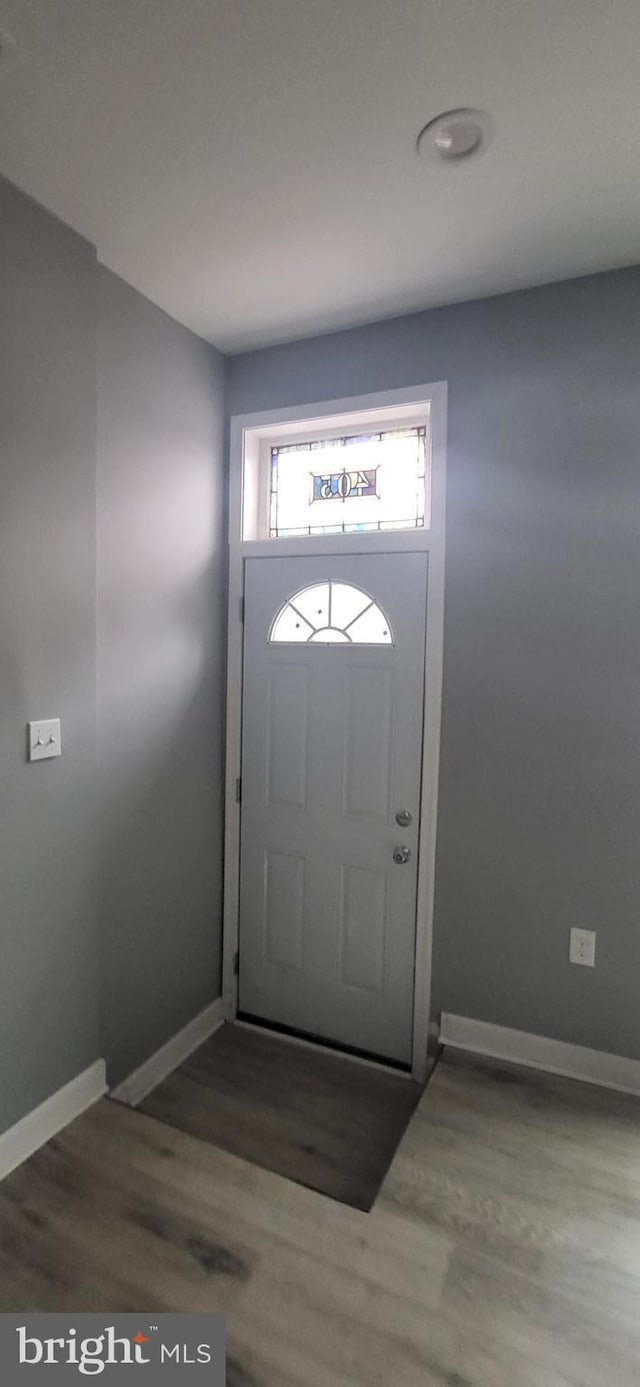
28 718 62 762
569 927 596 967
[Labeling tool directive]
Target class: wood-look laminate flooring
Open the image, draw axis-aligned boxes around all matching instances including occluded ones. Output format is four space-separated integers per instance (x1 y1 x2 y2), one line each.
138 1022 423 1210
2 1048 640 1385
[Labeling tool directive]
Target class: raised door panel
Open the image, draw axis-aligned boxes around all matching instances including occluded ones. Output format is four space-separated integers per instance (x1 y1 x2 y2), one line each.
264 665 309 810
339 865 387 994
341 666 393 822
263 850 306 971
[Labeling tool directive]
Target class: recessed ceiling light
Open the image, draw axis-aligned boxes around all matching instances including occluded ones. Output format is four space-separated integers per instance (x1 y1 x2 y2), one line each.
416 109 492 163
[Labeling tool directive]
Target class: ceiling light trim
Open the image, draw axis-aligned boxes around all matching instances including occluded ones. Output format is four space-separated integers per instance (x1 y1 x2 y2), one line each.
416 108 493 163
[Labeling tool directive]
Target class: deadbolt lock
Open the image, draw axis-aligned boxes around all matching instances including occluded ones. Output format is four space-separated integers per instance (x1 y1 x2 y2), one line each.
395 809 412 827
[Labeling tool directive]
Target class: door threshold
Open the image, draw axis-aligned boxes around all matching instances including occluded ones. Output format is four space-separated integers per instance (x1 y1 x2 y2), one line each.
234 1013 414 1079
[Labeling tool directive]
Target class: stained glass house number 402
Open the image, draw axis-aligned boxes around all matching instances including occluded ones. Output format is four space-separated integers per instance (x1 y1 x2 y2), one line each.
269 425 427 538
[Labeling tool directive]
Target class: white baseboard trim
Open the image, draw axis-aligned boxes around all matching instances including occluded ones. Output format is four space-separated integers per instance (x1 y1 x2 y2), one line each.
0 1059 107 1183
440 1013 640 1099
110 998 224 1107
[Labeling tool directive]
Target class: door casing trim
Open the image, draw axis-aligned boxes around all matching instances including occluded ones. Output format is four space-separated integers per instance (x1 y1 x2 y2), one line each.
223 383 447 1083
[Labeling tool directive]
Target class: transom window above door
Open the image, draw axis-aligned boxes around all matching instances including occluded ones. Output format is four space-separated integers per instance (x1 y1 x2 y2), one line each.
270 581 393 644
269 426 427 539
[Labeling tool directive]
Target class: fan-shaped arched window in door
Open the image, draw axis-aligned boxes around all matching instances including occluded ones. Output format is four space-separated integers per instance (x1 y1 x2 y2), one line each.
269 581 393 645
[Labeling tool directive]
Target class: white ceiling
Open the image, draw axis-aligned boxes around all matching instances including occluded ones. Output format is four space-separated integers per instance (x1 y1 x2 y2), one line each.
1 0 640 353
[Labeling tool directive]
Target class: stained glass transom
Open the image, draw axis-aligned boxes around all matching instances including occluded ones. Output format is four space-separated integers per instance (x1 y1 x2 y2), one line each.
270 582 393 645
269 426 427 538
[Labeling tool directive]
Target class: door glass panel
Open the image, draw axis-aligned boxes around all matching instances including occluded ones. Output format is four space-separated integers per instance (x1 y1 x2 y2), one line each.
270 582 393 645
329 582 371 628
289 582 330 626
345 603 392 644
270 604 315 642
309 627 349 643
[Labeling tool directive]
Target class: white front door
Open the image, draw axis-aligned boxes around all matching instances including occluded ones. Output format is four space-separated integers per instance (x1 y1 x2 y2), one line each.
238 552 428 1065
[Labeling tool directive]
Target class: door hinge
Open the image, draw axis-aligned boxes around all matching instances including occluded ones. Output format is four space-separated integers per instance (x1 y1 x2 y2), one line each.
233 950 239 977
239 595 245 623
235 777 242 803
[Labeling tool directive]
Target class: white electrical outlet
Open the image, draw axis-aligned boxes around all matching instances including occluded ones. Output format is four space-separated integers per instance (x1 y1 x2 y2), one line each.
28 719 62 762
569 927 596 968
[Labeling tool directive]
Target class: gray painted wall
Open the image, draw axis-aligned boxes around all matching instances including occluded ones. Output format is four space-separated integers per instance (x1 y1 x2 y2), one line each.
97 268 226 1086
227 267 640 1062
0 175 100 1130
0 172 227 1132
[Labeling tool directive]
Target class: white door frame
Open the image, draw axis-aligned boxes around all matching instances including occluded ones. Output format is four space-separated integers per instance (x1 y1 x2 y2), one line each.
222 382 447 1083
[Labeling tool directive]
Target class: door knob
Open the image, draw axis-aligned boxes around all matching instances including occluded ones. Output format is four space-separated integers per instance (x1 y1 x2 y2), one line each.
393 845 411 865
395 809 412 827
